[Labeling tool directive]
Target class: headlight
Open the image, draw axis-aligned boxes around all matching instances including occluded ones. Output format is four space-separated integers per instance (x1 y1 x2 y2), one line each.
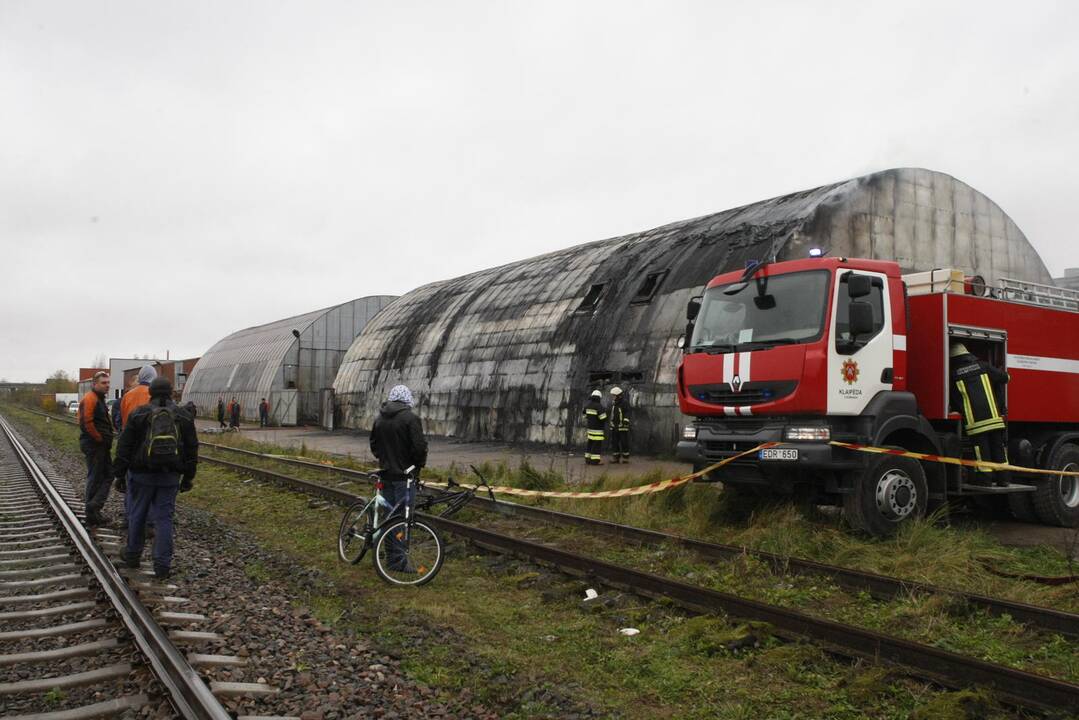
682 425 698 440
783 426 830 441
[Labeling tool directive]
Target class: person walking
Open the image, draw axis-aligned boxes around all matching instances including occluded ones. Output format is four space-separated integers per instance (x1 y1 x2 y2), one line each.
228 396 241 428
370 384 428 571
950 342 1011 486
608 386 631 464
78 371 114 526
216 396 226 428
582 389 607 465
258 397 270 427
112 377 198 579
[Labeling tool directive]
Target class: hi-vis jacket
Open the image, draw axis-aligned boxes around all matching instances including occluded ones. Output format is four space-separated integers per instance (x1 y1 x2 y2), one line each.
583 398 607 441
950 352 1009 435
610 401 630 432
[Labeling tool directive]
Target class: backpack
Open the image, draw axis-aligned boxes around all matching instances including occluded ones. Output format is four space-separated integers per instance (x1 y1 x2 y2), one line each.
139 405 182 471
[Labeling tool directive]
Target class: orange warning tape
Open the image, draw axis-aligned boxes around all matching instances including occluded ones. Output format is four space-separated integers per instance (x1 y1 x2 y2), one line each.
829 441 1079 477
421 442 779 498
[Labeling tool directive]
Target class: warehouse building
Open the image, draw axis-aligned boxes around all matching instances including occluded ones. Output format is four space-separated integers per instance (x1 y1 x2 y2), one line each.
183 296 396 425
333 168 1054 452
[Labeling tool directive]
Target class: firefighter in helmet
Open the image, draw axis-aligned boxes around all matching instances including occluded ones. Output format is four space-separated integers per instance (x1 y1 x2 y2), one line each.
583 389 607 465
609 386 630 463
949 342 1011 486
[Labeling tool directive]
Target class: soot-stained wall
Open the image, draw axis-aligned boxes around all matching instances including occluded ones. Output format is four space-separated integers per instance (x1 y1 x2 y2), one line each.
334 168 1052 451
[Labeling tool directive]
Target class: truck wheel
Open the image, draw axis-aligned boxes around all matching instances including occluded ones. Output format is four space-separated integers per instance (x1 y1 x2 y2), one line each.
1007 492 1039 523
1031 443 1079 528
843 454 928 537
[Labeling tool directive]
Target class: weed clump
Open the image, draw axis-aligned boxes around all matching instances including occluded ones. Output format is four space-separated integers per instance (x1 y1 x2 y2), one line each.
672 616 770 657
910 688 995 720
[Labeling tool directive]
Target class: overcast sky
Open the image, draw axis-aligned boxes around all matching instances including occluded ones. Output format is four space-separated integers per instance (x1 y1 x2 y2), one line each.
2 1 1077 383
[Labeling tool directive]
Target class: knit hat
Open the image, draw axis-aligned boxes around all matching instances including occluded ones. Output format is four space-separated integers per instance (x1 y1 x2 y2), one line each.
388 384 414 406
138 364 157 385
149 377 173 398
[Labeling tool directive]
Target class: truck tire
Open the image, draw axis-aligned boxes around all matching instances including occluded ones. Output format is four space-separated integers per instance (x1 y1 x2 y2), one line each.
1007 492 1039 523
843 454 928 537
1031 443 1079 528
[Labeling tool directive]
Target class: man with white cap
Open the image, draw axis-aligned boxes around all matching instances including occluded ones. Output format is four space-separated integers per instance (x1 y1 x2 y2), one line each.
370 384 429 569
608 387 631 464
582 389 607 465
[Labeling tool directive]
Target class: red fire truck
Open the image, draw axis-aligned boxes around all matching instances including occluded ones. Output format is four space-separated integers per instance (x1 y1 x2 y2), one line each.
676 256 1079 536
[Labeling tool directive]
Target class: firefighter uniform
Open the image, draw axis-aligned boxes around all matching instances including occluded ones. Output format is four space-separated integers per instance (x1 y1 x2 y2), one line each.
609 387 630 463
583 390 607 465
949 343 1011 485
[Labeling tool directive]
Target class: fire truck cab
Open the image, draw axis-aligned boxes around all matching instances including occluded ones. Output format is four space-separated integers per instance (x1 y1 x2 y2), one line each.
676 255 1079 537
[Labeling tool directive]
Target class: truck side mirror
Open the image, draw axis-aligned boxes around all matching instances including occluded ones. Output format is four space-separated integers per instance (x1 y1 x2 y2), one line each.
849 301 874 336
686 296 702 321
676 334 686 349
847 274 872 298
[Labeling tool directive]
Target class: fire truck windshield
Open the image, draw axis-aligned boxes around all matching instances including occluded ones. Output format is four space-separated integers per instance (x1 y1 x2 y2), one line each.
689 270 830 353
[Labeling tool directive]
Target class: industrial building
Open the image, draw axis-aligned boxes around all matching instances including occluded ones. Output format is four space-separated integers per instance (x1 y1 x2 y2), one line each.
183 296 396 425
333 168 1053 452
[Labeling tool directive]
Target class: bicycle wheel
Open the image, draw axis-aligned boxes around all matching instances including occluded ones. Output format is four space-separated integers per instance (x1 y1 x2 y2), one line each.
373 519 443 586
337 498 374 564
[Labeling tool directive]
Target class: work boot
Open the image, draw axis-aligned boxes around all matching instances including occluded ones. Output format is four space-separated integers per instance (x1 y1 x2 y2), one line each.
85 510 109 527
153 565 171 581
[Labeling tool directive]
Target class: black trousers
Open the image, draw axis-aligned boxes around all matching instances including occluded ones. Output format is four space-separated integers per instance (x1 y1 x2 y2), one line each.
81 440 112 514
972 429 1010 485
611 430 629 459
585 438 603 464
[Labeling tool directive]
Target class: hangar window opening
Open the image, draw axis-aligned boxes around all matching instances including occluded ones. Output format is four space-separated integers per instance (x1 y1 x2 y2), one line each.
631 270 668 304
575 283 606 313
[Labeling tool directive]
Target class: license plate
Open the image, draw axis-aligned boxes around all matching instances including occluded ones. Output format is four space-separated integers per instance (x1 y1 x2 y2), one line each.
759 448 799 461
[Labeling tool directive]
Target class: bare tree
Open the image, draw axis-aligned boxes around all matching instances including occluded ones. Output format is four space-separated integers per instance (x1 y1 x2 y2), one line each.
91 353 108 368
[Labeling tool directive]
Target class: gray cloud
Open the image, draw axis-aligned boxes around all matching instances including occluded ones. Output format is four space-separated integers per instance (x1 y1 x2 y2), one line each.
2 0 1076 381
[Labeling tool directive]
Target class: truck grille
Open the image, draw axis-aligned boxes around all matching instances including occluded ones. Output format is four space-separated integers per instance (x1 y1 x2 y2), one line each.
688 380 797 406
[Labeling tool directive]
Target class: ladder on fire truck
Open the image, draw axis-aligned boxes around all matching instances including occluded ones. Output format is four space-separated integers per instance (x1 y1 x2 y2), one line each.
996 277 1079 312
903 268 1079 312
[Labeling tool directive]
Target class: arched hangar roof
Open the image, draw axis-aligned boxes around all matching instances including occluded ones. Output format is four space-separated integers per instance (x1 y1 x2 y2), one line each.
183 295 396 423
333 168 1051 448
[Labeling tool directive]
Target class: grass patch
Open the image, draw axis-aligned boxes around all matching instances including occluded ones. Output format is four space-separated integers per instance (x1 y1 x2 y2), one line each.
0 404 1050 719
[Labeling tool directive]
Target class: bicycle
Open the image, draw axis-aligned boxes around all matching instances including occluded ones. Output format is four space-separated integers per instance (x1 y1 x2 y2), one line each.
336 465 494 585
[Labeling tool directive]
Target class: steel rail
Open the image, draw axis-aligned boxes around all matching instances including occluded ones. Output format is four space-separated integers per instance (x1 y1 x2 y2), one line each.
198 452 1079 713
199 439 1079 639
0 415 231 720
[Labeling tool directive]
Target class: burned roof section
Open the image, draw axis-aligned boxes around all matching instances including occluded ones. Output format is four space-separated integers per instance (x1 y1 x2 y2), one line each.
334 168 1051 450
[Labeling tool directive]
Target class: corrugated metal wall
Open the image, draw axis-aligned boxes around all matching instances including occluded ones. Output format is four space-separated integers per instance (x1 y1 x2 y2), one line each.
182 296 396 424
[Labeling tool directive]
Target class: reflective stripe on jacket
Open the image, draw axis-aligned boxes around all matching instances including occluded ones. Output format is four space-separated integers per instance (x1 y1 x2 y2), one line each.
583 399 607 437
610 402 630 431
950 353 1008 436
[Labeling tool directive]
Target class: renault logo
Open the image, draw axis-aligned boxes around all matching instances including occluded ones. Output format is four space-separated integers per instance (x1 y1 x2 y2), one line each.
732 374 742 392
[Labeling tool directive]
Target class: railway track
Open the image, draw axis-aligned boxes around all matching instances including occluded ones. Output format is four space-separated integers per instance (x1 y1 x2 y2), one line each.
0 413 292 719
19 408 1079 712
198 438 1079 640
191 445 1079 714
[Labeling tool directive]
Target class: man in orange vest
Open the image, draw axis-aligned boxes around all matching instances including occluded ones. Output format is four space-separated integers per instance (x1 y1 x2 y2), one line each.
120 365 157 430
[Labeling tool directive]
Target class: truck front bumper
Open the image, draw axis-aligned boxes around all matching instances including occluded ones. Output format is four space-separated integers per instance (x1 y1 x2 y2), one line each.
677 420 864 486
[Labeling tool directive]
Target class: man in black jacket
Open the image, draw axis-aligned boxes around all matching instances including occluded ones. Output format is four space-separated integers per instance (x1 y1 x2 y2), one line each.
370 384 428 570
79 371 114 526
113 377 198 579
